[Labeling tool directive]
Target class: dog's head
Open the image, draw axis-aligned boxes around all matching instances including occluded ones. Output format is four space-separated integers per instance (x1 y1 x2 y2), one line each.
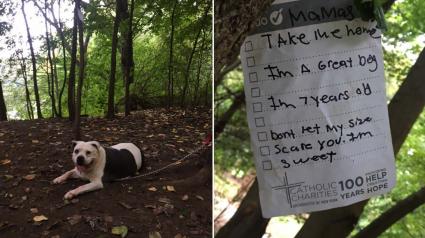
71 141 101 172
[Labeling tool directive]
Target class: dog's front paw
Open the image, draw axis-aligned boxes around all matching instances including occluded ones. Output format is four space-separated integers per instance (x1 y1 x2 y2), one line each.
64 190 78 199
53 176 64 184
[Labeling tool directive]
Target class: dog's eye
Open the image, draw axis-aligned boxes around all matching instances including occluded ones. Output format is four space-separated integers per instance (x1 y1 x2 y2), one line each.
74 150 79 154
87 151 91 155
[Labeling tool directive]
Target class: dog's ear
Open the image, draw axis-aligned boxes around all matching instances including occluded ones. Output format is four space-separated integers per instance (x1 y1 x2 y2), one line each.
90 141 100 150
71 140 79 149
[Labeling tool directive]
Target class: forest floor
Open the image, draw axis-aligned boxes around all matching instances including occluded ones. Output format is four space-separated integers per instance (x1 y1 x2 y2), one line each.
0 107 212 238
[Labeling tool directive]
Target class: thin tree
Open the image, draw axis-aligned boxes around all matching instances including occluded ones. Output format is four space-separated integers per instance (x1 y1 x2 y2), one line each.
57 0 67 118
168 0 177 108
106 0 122 119
17 49 34 120
0 80 7 121
68 0 78 121
74 0 85 140
180 5 210 107
124 0 135 116
193 29 206 105
22 0 42 119
44 0 58 117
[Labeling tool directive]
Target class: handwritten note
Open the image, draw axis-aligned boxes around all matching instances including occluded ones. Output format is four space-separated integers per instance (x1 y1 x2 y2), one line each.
241 0 396 217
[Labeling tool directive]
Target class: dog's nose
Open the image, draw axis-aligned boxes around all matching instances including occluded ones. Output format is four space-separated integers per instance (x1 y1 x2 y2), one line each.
77 156 85 165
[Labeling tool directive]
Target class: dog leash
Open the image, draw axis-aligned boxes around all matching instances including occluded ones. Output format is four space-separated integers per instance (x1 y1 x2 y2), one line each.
115 135 212 182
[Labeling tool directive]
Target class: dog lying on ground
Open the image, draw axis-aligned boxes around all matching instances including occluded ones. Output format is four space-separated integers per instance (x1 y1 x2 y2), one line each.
53 141 144 199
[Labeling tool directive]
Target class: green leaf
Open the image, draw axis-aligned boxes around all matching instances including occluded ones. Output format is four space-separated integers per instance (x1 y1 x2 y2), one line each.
111 226 128 238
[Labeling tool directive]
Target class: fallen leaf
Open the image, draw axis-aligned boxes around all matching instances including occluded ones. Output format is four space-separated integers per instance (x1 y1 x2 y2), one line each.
1 159 11 165
148 187 157 192
30 208 38 213
147 135 154 138
23 174 36 180
149 231 162 238
196 195 204 201
158 198 171 204
111 226 128 238
68 214 81 225
32 140 39 143
189 230 200 235
22 196 27 201
174 234 185 238
153 206 164 215
144 204 156 209
105 215 113 223
4 175 13 180
33 215 48 222
182 195 189 201
119 202 132 209
146 166 152 170
179 148 185 152
167 186 176 192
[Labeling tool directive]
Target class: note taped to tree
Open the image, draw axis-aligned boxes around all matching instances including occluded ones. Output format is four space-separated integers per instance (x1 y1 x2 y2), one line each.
241 0 396 218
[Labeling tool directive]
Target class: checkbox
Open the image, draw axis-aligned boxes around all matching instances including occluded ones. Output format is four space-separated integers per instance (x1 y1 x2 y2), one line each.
257 132 268 141
246 57 255 67
255 117 265 127
245 41 253 52
262 161 272 170
251 87 260 98
260 146 270 156
253 102 262 113
249 72 258 83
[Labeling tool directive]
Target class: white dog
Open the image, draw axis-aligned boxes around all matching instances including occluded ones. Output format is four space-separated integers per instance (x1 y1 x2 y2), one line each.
53 141 144 199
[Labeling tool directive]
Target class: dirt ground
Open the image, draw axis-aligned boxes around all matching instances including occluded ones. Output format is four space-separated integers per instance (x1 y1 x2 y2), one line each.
0 107 212 238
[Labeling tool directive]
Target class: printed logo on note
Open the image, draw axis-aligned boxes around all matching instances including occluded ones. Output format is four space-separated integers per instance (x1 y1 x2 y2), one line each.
241 0 396 218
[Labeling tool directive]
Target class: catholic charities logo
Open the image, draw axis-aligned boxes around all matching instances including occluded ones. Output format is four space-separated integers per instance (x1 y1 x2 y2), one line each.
271 173 304 208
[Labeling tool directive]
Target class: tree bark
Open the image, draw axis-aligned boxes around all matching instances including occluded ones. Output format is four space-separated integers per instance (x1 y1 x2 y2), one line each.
168 0 177 108
0 81 7 121
106 0 122 119
214 0 274 80
180 5 210 107
22 0 43 119
68 0 79 121
74 0 85 140
18 50 34 120
353 186 425 238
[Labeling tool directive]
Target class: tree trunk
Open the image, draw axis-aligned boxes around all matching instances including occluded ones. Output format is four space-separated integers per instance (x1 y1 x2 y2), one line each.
74 0 85 140
215 90 245 137
168 0 177 108
45 0 58 118
215 178 270 238
106 0 122 119
180 5 210 107
0 81 7 121
193 29 206 105
18 50 34 120
22 0 43 119
58 0 67 118
124 0 134 116
68 0 78 121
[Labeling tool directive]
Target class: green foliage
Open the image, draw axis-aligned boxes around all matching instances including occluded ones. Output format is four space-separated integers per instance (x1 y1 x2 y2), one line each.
1 0 212 120
354 0 387 30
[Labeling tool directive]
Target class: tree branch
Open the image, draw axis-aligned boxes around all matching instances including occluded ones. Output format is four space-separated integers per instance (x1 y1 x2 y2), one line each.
353 186 425 238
